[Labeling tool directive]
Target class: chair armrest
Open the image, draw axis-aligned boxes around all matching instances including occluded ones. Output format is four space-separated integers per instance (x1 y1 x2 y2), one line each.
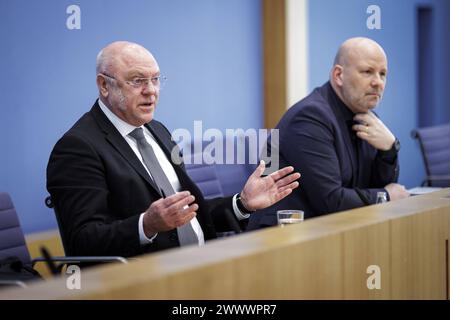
0 280 27 288
427 174 450 181
32 256 128 267
425 175 450 187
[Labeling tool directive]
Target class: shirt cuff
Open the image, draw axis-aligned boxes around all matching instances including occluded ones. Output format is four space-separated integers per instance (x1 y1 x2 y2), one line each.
383 188 391 201
232 194 250 220
377 149 398 164
139 213 158 245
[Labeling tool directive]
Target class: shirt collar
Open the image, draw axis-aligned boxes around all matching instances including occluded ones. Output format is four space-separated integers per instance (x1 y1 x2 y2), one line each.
98 98 140 137
328 82 355 123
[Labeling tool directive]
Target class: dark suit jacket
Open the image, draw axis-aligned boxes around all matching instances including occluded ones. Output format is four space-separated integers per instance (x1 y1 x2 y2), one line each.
248 82 399 229
47 101 236 257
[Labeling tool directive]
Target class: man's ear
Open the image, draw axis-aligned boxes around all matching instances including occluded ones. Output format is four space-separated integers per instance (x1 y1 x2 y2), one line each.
332 65 344 87
97 74 109 98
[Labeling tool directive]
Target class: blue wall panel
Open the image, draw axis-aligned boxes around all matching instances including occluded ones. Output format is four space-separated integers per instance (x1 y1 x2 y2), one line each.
2 0 449 234
0 0 262 233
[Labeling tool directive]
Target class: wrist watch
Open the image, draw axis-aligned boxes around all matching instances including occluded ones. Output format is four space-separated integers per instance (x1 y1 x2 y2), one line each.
236 193 254 214
379 138 400 158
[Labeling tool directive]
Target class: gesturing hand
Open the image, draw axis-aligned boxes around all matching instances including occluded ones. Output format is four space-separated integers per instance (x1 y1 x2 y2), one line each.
352 111 395 151
143 191 198 237
240 160 301 212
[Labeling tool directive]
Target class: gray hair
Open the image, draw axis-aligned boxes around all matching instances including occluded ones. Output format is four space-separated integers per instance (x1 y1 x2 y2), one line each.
96 48 113 75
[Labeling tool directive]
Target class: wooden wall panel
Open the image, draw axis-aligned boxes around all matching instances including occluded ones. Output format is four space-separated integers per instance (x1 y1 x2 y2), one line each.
263 0 286 129
391 208 448 299
342 221 391 299
233 234 343 299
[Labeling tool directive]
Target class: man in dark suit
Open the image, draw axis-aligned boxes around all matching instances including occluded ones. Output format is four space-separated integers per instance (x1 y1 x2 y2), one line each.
47 41 300 257
248 37 409 229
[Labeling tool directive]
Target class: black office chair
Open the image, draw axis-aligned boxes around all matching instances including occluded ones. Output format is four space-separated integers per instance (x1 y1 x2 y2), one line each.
0 192 127 289
411 123 450 187
0 192 41 288
184 162 225 199
185 161 243 235
182 135 257 197
44 195 128 265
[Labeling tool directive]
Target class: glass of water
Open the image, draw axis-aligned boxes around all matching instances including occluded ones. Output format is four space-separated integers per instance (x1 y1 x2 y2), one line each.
277 210 304 226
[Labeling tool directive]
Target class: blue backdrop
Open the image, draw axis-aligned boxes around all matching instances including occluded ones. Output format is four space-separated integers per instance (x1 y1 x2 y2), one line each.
0 0 263 233
1 0 449 234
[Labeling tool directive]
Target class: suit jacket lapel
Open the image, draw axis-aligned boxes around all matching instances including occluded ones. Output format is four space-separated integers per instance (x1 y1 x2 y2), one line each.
90 102 162 196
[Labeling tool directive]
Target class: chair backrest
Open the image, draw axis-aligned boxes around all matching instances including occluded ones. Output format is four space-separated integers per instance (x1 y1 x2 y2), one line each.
0 192 31 265
44 196 69 254
182 135 257 197
411 123 450 187
185 162 224 199
215 162 256 197
185 163 243 235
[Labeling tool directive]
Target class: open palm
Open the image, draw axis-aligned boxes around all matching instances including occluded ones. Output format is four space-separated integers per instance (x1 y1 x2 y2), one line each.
240 161 301 212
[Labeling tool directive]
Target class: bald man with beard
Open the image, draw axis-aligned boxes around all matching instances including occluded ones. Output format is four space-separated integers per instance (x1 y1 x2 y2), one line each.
248 37 409 229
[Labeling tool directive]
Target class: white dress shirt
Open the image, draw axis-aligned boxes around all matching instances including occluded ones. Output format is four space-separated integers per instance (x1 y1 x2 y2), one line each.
98 99 249 246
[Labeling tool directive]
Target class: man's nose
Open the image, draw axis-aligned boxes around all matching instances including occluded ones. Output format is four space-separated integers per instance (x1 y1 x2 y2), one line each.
142 82 157 95
371 74 384 88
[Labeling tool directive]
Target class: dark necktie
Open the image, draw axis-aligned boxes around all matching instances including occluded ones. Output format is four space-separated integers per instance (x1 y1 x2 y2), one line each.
129 127 198 246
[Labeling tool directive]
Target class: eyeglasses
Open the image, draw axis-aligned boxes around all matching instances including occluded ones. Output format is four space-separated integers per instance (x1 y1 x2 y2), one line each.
101 73 167 89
